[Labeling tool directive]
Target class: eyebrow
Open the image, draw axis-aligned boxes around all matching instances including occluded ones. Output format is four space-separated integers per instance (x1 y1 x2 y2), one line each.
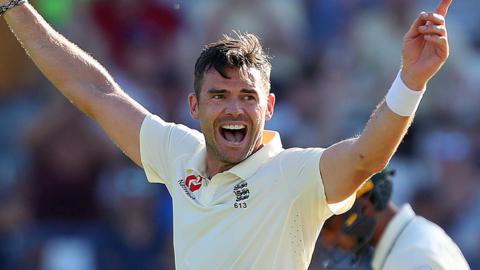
206 88 259 94
207 88 227 94
240 89 258 94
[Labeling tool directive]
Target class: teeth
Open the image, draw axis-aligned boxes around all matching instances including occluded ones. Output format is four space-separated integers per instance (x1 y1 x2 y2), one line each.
222 124 246 130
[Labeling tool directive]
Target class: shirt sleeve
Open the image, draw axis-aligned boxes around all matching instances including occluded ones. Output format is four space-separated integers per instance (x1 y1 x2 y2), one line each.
327 193 356 215
139 114 204 185
282 148 356 223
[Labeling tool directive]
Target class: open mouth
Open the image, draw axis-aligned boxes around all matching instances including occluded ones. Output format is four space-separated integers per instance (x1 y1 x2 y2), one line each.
219 124 247 144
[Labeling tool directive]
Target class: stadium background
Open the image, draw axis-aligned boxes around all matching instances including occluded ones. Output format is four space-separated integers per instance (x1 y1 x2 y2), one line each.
0 0 479 269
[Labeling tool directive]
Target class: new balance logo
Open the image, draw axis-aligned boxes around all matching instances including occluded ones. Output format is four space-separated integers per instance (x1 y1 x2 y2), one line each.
178 174 204 200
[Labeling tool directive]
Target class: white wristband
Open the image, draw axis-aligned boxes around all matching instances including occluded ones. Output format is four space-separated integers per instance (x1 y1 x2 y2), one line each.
385 71 425 116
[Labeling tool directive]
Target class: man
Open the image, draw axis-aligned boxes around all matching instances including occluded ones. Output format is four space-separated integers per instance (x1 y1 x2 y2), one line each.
319 170 470 270
0 0 452 269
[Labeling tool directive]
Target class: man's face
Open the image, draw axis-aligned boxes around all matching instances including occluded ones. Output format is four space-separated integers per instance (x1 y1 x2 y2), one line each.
189 66 275 165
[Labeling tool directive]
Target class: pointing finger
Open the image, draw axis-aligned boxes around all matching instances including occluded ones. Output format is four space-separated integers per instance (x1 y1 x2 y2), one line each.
435 0 452 17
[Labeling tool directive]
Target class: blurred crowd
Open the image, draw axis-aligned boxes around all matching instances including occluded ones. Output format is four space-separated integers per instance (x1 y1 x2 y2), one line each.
0 0 479 269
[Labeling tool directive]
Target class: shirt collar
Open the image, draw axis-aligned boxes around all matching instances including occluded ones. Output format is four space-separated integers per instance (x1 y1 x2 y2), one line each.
185 130 283 179
371 204 416 270
228 130 283 180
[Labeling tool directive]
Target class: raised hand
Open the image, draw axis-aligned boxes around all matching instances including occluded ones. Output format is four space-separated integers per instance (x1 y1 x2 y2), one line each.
401 0 452 90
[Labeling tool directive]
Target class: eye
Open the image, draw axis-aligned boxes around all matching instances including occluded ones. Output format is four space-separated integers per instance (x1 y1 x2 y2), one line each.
212 94 224 100
242 95 256 101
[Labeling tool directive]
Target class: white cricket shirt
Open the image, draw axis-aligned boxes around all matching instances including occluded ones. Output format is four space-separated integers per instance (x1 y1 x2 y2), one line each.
372 204 470 270
140 114 354 270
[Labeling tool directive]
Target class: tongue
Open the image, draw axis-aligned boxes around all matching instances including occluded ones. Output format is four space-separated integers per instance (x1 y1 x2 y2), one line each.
224 130 244 143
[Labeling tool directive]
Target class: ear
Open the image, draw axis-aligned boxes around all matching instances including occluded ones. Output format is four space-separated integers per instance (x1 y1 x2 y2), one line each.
265 93 275 121
188 93 199 120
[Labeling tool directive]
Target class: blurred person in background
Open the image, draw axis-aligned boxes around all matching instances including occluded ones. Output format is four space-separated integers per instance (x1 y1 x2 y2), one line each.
0 0 453 269
26 101 112 223
0 160 31 269
95 165 174 270
318 170 470 270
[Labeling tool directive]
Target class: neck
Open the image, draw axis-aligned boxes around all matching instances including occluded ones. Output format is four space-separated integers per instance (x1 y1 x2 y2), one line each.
370 203 398 246
205 143 264 178
205 159 236 178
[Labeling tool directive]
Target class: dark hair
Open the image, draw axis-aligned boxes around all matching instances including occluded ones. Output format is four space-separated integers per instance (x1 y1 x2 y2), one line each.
193 32 272 97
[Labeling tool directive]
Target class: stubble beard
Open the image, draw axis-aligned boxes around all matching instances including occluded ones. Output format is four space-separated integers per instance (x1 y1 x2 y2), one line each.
205 126 263 167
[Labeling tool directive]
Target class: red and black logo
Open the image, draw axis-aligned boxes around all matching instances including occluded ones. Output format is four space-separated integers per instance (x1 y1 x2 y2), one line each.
185 175 203 192
178 174 204 199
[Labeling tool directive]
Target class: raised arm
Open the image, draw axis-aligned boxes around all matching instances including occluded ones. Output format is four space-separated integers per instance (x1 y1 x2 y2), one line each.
320 0 452 203
1 1 149 166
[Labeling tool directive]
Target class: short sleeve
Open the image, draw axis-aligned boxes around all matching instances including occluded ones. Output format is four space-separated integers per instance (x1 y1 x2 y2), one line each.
282 148 356 222
327 194 355 215
139 114 204 185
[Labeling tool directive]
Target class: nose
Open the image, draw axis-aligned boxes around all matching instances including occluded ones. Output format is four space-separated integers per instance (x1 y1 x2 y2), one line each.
224 100 244 118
